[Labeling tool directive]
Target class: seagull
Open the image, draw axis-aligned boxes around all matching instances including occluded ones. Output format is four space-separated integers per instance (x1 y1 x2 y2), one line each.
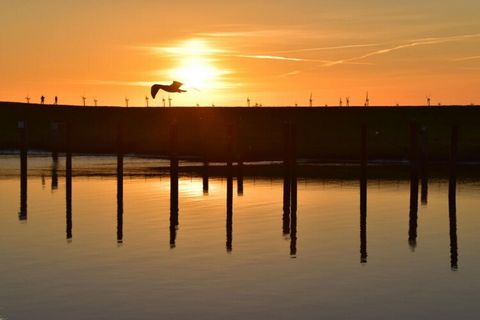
151 81 187 98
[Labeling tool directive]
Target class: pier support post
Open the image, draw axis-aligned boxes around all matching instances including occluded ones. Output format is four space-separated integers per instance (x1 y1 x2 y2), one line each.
169 121 179 248
420 126 429 205
226 124 234 252
408 122 419 250
117 124 124 244
237 160 244 196
18 121 28 221
360 124 367 263
449 125 459 270
66 122 72 240
282 122 297 256
202 161 209 195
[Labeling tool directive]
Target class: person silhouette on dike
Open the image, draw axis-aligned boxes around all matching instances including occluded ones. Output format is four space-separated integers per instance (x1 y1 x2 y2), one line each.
41 96 45 104
54 96 58 105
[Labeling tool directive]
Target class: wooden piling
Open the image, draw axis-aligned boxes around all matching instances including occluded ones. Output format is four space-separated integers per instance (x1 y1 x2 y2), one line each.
202 161 209 195
65 122 72 239
226 165 233 252
449 125 459 270
237 161 244 196
117 124 124 244
226 124 234 252
169 121 179 248
360 124 367 263
18 121 27 221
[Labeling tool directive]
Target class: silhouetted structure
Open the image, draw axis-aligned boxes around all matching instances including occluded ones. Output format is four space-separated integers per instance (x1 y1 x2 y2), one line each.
54 96 58 105
41 96 45 105
237 161 244 196
226 124 234 252
408 122 419 250
360 124 368 263
420 126 429 205
117 125 124 243
449 125 459 270
282 122 297 256
202 161 209 195
66 122 72 240
226 163 233 252
169 122 179 248
18 121 28 221
51 156 58 191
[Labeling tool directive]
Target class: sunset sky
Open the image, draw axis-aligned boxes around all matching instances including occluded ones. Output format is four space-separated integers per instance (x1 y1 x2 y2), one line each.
1 0 479 106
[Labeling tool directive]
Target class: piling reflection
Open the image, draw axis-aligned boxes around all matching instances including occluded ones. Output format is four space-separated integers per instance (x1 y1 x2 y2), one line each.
170 158 179 248
66 123 73 240
19 122 28 221
66 152 72 240
202 161 209 195
51 156 58 191
449 125 459 270
360 124 367 263
408 122 419 250
237 161 244 196
117 153 124 244
19 153 27 221
226 163 233 252
449 174 458 270
282 122 297 257
420 125 429 206
408 173 419 250
170 122 179 248
290 172 297 257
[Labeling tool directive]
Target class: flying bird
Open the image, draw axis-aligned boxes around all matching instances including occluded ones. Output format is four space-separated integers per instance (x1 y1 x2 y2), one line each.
151 81 187 98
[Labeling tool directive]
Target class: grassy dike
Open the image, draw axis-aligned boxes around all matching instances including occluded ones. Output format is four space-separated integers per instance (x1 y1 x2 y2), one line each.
1 102 479 162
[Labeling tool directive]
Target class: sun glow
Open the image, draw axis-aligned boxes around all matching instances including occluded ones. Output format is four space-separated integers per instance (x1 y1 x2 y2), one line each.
162 39 228 91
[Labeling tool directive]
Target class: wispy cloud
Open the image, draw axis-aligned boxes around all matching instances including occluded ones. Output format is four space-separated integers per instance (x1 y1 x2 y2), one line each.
278 70 301 78
453 55 480 62
322 33 480 67
231 54 305 62
274 43 379 54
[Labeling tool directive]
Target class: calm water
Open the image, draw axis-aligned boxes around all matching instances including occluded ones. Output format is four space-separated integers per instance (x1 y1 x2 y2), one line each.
1 154 480 319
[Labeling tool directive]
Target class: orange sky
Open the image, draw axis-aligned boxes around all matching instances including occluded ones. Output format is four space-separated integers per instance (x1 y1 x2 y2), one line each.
1 0 479 106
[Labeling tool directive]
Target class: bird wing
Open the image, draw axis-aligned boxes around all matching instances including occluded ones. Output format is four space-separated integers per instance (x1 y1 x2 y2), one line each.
171 81 183 90
151 84 161 99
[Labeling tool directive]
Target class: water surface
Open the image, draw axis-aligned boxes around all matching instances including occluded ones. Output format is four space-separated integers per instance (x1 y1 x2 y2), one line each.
1 154 480 319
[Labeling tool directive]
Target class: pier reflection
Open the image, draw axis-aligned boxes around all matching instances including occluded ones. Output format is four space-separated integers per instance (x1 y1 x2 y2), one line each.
9 150 470 270
360 173 367 263
19 153 27 221
282 122 297 257
226 162 233 252
117 152 124 244
449 126 459 270
360 124 367 263
170 158 179 248
408 123 419 250
66 124 73 240
51 156 58 191
237 161 244 196
18 122 28 221
202 161 209 195
408 172 419 250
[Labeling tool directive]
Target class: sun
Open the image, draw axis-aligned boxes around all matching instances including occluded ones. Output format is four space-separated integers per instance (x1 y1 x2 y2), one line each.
162 39 228 91
170 57 223 90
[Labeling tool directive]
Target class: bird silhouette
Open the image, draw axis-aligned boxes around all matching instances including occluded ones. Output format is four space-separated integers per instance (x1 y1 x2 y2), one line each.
151 81 187 98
